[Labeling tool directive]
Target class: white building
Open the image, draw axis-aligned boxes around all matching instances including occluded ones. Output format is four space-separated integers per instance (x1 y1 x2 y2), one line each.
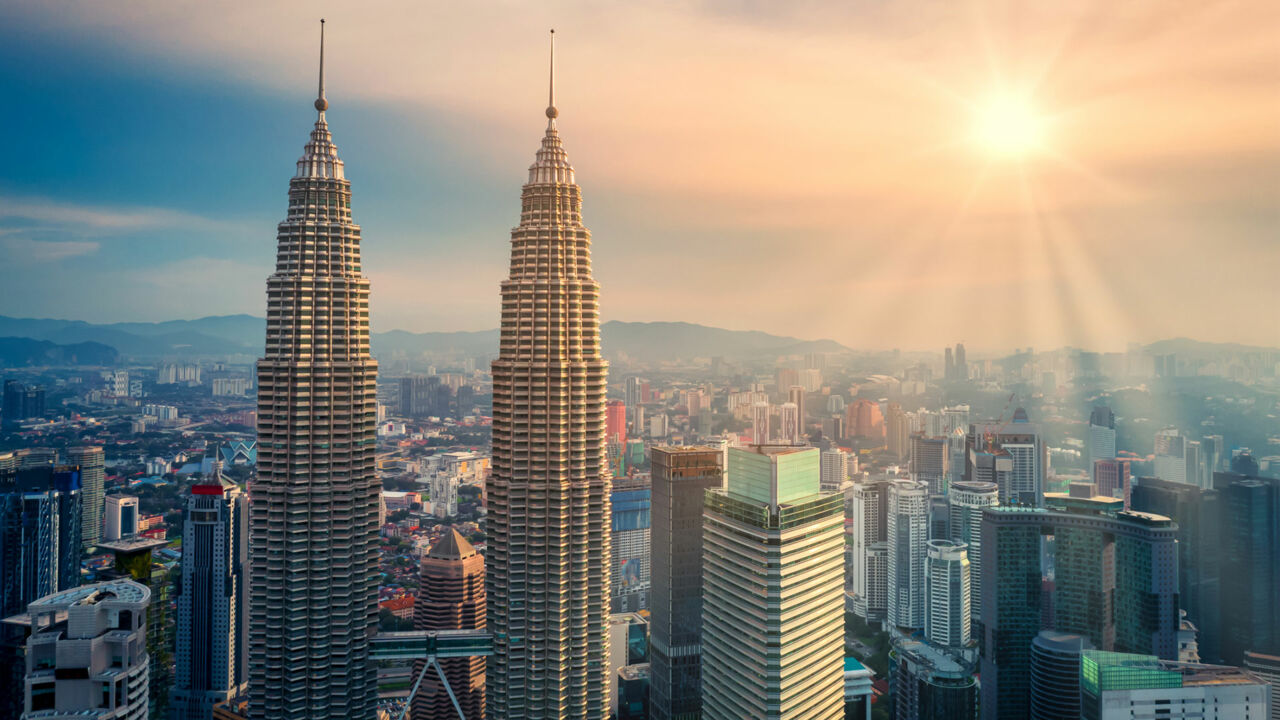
778 402 800 444
649 413 669 438
18 580 151 719
1154 427 1187 485
947 481 997 627
109 370 129 397
1088 406 1117 468
821 450 848 493
702 446 845 719
750 402 770 444
887 480 929 630
924 540 971 648
211 377 250 397
1081 651 1270 720
104 494 139 540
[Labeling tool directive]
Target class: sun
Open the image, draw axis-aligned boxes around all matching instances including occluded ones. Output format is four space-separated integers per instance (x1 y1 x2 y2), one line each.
972 93 1048 159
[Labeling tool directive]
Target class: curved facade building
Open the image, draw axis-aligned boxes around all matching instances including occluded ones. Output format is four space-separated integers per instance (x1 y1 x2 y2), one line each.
249 24 381 719
1029 630 1094 720
948 481 997 628
925 540 970 648
486 34 612 719
888 480 929 630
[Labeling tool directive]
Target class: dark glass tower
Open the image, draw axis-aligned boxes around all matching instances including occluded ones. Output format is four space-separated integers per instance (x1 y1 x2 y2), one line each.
249 21 380 719
486 32 612 719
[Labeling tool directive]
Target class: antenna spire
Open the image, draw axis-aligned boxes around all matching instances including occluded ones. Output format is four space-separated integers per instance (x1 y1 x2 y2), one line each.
545 29 558 122
314 19 328 113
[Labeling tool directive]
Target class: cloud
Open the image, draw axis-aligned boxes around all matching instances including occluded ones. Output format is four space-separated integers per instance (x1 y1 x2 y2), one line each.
0 236 100 263
0 195 238 234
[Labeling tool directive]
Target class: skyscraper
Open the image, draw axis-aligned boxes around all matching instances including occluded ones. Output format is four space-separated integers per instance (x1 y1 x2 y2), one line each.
412 530 486 720
1153 427 1187 485
611 477 651 613
967 411 1045 506
910 434 949 495
788 385 806 435
701 446 845 719
925 540 971 648
887 480 929 630
848 478 891 622
1087 406 1116 468
486 32 613 719
947 481 998 631
66 445 104 551
1092 458 1131 508
1214 470 1280 665
173 465 249 720
778 401 800 444
649 447 724 720
979 501 1180 720
249 22 381 719
820 449 848 492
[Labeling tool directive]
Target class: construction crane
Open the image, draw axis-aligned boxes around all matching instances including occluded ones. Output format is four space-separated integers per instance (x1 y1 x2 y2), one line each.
984 392 1018 452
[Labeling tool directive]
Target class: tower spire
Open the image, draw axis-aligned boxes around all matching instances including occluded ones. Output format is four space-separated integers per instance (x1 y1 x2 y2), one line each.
315 19 328 114
546 29 558 125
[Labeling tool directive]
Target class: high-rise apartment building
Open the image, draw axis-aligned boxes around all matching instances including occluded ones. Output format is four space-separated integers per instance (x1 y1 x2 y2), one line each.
649 447 724 720
624 376 644 409
607 399 628 446
412 530 485 720
788 385 806 432
750 401 771 443
820 449 848 492
887 480 929 630
925 540 971 648
910 434 949 495
249 25 382 719
105 494 140 540
611 478 651 613
848 479 891 622
172 467 249 720
17 580 151 719
0 459 83 719
778 401 800 444
66 446 104 551
947 481 997 631
1087 406 1116 468
702 446 845 719
886 403 911 461
486 34 613 718
979 500 1180 720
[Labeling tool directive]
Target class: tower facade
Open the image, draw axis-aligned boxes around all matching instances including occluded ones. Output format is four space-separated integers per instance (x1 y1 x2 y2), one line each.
925 540 971 648
887 480 929 630
413 531 486 720
249 23 381 719
66 445 104 551
486 33 613 719
173 467 249 719
648 447 724 720
948 481 997 628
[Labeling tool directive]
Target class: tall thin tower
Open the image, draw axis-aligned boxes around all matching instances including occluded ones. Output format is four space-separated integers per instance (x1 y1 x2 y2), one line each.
486 30 612 719
249 20 380 719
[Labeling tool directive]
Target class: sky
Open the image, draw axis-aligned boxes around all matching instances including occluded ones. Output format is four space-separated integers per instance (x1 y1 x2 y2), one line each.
0 1 1276 353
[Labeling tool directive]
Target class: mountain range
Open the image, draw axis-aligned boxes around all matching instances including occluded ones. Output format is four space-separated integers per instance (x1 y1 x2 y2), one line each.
0 315 848 362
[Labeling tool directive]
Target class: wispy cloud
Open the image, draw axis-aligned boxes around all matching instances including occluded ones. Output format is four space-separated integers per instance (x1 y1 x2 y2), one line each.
0 236 101 263
0 195 234 234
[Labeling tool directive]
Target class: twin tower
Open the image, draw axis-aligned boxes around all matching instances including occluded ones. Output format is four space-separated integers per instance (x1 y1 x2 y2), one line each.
250 23 611 720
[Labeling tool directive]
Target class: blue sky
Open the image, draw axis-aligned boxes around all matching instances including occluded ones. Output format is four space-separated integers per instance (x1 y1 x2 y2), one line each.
1 1 1276 351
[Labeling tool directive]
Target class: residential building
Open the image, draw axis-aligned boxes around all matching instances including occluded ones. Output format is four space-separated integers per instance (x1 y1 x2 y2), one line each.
848 479 891 622
17 580 151 719
249 30 382 719
172 466 249 720
702 446 845 719
778 402 800 444
485 39 613 717
820 449 848 493
412 531 485 720
925 540 970 648
947 481 997 631
887 480 929 630
649 447 723 720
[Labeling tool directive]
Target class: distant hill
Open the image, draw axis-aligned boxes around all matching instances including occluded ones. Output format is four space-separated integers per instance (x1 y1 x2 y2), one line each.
0 315 849 361
0 337 118 367
1143 337 1279 357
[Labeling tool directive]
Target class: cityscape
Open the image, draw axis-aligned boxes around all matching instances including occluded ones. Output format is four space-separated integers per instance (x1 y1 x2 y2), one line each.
1 3 1278 720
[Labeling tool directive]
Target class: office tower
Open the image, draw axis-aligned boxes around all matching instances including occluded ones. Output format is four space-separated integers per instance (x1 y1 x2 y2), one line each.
944 347 955 380
967 411 1044 505
1202 434 1224 473
910 434 949 495
929 495 950 540
701 446 845 719
0 461 83 719
1241 652 1280 720
249 24 382 719
887 480 929 630
979 501 1180 720
17 579 151 719
1092 458 1131 508
788 385 806 432
848 479 891 621
400 375 450 418
1029 631 1094 720
66 446 104 551
611 477 651 613
17 447 57 469
778 401 800 444
820 449 848 492
607 399 627 446
412 530 485 720
750 401 770 443
1087 406 1116 468
886 403 911 460
947 481 997 629
1184 439 1203 487
617 664 650 720
1215 470 1280 665
1079 650 1270 720
624 376 643 409
925 540 971 648
888 634 979 720
649 447 723 720
486 34 612 719
948 427 967 488
1130 477 1221 662
1153 427 1187 485
2 380 46 424
105 494 140 540
172 467 249 720
954 343 967 378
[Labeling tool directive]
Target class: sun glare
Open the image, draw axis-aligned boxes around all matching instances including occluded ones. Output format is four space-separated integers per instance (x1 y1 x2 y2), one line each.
973 94 1047 159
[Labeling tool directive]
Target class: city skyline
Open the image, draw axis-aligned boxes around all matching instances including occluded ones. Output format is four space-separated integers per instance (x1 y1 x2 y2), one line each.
1 1 1277 352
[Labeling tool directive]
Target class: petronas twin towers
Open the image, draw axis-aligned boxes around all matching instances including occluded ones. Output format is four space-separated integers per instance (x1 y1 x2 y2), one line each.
250 24 611 720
